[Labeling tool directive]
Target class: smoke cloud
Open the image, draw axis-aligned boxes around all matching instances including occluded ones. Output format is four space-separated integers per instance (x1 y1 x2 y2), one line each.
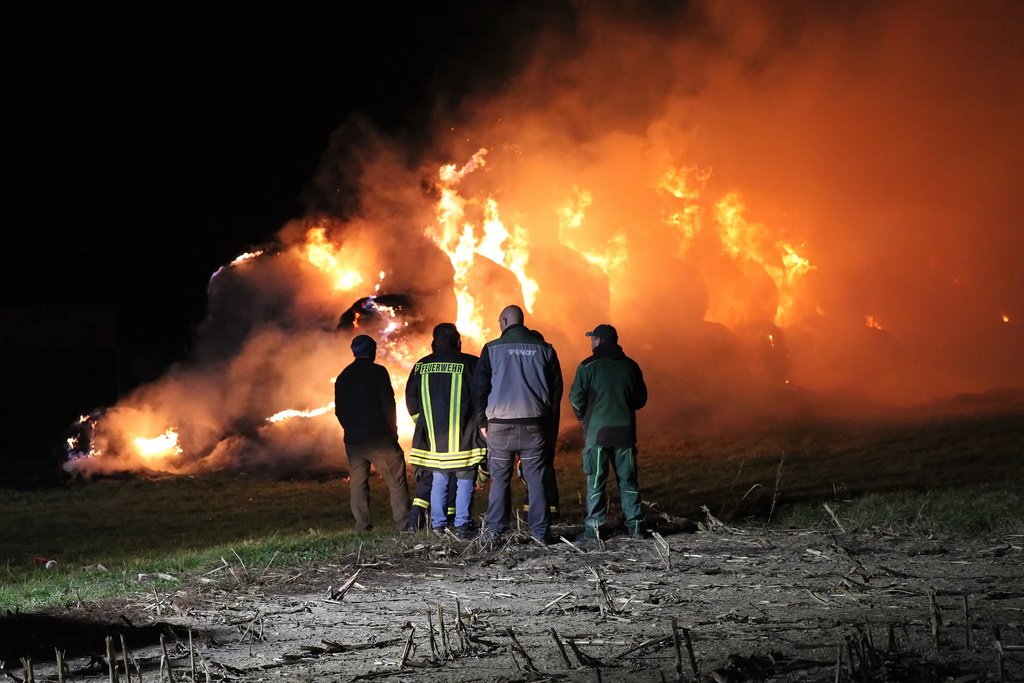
68 0 1024 476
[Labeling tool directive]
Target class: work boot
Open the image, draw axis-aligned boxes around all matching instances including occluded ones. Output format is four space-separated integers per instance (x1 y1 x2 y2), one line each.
627 522 646 540
531 533 556 546
454 525 475 541
575 530 600 549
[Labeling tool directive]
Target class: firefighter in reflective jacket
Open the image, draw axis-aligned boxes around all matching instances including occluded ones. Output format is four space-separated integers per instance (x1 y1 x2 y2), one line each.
405 323 487 538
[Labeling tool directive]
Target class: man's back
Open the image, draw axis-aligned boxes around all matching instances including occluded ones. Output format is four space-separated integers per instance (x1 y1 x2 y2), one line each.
407 349 485 465
335 358 397 445
570 345 647 447
475 324 562 424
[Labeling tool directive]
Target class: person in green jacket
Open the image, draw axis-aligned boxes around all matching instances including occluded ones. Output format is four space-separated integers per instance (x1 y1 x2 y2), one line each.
569 324 648 542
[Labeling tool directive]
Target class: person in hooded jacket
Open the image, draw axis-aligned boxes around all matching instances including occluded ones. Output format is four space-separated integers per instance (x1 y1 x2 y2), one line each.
406 323 487 539
569 324 648 542
335 334 411 532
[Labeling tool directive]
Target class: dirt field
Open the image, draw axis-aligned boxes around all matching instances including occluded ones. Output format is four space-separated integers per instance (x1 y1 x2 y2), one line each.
3 515 1023 683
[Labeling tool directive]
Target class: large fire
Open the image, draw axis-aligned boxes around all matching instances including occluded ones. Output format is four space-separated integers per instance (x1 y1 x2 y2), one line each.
65 2 1022 476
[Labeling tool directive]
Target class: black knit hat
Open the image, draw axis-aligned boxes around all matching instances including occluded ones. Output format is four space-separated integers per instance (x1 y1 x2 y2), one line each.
350 334 377 356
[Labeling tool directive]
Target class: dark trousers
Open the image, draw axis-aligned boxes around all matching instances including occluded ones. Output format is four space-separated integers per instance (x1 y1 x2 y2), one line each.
408 467 432 530
512 444 560 516
582 445 643 537
544 443 560 513
484 423 549 540
408 466 460 530
346 440 410 532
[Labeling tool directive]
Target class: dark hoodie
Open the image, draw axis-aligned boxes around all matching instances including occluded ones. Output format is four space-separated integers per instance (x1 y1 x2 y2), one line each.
568 343 647 448
335 358 398 447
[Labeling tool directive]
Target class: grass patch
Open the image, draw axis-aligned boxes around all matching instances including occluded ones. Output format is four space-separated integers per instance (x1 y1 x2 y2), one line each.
2 410 1021 610
0 475 351 565
1 528 388 611
773 485 1024 535
0 474 395 610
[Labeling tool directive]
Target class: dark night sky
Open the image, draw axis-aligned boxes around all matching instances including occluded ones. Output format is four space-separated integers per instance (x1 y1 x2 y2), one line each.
3 2 575 473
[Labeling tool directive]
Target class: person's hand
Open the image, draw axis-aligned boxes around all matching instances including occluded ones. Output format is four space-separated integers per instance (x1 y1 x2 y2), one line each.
480 427 488 439
477 462 490 485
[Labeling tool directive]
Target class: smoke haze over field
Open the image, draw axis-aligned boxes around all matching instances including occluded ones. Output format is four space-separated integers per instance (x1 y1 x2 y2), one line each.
69 0 1024 476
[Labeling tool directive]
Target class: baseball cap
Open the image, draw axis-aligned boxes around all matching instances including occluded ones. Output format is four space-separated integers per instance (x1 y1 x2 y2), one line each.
350 334 377 356
585 324 618 344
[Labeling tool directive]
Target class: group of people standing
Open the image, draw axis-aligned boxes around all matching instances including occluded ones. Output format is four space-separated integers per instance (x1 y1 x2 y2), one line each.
333 304 647 546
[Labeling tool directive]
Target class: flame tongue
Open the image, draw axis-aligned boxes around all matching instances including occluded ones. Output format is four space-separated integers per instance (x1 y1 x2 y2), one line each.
267 403 334 423
134 429 183 460
425 148 543 348
304 226 366 291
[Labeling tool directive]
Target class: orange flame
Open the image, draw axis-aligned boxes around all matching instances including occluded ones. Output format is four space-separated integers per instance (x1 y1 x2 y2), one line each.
134 429 183 460
865 315 885 330
557 187 628 276
76 149 840 477
267 403 335 423
714 193 815 326
478 198 539 311
426 149 499 346
659 165 711 255
303 226 366 291
230 250 263 266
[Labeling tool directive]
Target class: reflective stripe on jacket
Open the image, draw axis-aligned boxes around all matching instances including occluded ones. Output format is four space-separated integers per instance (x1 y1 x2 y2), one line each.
406 350 486 469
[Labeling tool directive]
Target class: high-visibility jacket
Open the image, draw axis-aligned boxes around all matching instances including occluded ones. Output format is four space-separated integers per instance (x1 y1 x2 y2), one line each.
405 350 486 469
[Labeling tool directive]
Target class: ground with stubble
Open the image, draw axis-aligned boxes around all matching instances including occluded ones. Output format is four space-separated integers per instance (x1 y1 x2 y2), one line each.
4 518 1022 682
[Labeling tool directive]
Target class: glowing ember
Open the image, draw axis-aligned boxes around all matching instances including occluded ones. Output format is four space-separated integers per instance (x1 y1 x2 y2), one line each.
348 298 408 339
1001 313 1011 324
865 316 885 330
134 429 183 460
